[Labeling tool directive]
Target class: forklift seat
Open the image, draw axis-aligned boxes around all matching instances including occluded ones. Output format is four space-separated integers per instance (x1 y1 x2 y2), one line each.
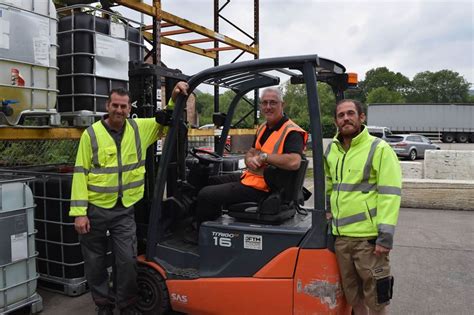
227 159 309 223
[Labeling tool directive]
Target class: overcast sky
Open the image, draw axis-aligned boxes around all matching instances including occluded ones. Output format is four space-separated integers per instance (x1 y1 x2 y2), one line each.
120 0 473 86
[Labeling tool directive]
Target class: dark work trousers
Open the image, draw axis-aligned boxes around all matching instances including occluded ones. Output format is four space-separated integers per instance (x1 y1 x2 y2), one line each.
80 203 138 309
196 173 269 224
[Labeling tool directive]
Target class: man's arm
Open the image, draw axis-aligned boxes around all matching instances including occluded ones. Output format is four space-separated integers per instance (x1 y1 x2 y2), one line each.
266 130 305 170
70 131 93 234
374 144 402 254
263 152 301 171
142 81 190 147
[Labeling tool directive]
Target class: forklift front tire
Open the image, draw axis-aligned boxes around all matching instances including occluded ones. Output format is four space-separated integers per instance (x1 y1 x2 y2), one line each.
137 263 170 315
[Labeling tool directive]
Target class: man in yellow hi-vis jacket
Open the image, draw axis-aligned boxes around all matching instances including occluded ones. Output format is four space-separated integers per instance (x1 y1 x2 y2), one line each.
324 99 401 315
70 82 187 315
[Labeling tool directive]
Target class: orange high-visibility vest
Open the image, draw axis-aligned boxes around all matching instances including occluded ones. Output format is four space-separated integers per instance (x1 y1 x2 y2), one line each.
241 119 308 192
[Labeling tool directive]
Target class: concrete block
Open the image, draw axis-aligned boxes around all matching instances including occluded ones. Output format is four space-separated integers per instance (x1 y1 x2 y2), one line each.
424 150 474 180
402 179 474 210
400 161 424 179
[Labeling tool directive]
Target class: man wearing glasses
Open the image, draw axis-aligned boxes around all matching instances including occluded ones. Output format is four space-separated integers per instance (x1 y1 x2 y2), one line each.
192 87 308 237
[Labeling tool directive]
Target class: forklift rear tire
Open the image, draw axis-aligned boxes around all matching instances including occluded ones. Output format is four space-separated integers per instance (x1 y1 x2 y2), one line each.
137 264 170 315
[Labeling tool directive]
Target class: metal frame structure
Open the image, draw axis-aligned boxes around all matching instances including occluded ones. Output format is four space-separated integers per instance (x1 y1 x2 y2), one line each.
115 0 258 59
1 0 259 137
114 0 259 123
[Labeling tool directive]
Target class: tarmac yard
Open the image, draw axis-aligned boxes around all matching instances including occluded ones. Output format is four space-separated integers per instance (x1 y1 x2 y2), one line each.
11 207 474 314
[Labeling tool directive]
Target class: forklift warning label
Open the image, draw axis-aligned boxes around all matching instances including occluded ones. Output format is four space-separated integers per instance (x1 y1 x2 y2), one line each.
243 234 263 250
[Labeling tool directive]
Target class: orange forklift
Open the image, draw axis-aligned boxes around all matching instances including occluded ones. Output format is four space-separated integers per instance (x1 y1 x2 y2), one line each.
131 55 357 314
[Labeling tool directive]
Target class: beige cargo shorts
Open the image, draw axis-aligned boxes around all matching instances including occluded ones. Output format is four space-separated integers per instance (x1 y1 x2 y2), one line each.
335 236 393 311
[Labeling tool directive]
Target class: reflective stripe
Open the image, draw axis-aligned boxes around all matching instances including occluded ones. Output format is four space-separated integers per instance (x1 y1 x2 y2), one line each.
70 200 88 207
128 119 142 160
88 179 144 193
334 208 377 227
87 126 100 167
272 124 297 154
362 138 381 183
74 166 89 174
378 223 395 235
334 182 376 192
123 160 146 172
256 124 266 139
378 185 401 196
324 141 333 158
89 160 146 174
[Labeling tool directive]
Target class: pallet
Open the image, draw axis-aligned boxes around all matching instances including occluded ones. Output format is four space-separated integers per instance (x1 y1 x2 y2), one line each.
1 293 43 314
38 276 88 297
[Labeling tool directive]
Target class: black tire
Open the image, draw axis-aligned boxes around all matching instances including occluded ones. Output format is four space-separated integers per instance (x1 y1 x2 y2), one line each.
137 264 170 315
442 133 455 143
408 149 417 161
456 133 469 143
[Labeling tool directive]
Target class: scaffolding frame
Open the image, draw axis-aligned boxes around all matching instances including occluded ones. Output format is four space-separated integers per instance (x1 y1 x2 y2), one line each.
115 0 259 124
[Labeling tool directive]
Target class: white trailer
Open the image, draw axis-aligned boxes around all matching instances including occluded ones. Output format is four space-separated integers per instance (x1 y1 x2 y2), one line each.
367 103 474 143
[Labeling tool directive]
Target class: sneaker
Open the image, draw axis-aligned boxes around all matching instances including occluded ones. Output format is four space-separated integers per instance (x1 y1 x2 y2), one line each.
96 305 114 315
120 305 142 315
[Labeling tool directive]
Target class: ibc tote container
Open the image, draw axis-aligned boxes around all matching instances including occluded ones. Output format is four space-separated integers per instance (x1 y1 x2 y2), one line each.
0 177 42 314
56 5 143 115
0 0 58 125
0 166 113 297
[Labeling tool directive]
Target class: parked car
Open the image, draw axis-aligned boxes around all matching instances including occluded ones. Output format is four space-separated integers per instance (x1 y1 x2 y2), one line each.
367 125 392 140
386 134 440 160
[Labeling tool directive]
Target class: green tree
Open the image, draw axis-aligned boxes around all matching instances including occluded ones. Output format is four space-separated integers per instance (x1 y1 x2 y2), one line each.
360 67 411 99
195 90 255 128
366 87 405 104
283 81 336 137
407 70 471 103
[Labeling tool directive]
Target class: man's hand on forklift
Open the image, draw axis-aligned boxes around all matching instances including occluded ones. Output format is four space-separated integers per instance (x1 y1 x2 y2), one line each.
171 81 189 101
155 109 173 126
74 216 90 234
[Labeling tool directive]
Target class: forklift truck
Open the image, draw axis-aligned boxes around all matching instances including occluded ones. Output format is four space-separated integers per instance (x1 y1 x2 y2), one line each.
134 55 356 314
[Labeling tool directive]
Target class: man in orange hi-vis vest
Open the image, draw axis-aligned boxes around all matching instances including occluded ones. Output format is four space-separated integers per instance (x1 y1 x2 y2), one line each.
191 87 308 241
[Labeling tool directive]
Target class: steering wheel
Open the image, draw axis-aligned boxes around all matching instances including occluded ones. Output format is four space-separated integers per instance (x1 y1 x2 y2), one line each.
189 148 224 165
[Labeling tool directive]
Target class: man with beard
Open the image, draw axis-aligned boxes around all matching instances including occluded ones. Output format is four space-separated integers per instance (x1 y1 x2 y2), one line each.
324 99 401 315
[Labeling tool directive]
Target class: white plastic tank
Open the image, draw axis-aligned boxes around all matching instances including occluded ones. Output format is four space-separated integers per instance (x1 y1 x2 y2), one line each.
0 0 58 125
0 177 42 313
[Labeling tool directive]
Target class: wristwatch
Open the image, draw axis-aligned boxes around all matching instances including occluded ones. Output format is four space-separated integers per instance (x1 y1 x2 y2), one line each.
260 152 268 162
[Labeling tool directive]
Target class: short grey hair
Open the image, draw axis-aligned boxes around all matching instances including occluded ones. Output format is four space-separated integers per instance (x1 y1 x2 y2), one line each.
260 87 283 102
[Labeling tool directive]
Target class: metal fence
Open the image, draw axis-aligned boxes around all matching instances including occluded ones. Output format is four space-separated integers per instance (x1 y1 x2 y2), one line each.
0 139 79 167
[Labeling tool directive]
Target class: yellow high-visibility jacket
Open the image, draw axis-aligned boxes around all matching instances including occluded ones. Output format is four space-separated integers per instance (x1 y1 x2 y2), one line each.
69 118 167 216
324 126 401 249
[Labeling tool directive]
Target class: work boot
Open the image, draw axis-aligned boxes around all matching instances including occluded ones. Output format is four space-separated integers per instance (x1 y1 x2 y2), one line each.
120 305 142 315
96 305 114 315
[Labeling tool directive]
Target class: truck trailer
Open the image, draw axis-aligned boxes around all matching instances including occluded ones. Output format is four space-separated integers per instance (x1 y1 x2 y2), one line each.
367 103 474 143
